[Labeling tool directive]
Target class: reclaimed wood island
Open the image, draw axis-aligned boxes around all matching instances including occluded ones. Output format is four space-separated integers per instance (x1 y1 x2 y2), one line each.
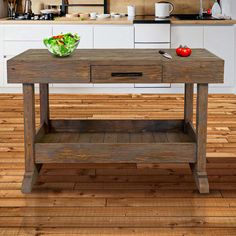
7 49 224 194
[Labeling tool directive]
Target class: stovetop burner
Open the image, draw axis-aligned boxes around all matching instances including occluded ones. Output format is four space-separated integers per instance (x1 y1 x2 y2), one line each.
133 15 170 24
11 13 54 21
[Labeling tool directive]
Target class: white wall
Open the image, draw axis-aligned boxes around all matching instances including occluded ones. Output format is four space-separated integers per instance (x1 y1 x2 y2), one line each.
0 0 7 18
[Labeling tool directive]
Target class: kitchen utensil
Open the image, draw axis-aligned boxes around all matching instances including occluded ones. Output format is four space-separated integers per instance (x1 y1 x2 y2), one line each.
90 12 97 19
127 5 135 17
113 14 121 18
24 0 32 14
79 13 89 19
97 14 110 19
212 0 222 18
8 2 15 18
43 13 54 20
65 13 79 18
155 1 174 18
159 50 172 59
41 9 60 15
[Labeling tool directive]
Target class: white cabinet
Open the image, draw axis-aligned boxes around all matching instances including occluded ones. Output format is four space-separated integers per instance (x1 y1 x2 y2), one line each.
135 43 170 48
204 25 235 87
94 25 134 48
2 25 52 88
4 41 46 56
171 25 204 48
135 24 170 43
3 25 52 41
53 25 93 49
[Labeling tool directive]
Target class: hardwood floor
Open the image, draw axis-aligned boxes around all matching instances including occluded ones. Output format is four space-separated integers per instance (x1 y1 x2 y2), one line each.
0 93 236 235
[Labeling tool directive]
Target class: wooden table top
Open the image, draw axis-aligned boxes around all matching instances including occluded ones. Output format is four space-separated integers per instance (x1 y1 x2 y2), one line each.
9 49 222 63
7 49 224 84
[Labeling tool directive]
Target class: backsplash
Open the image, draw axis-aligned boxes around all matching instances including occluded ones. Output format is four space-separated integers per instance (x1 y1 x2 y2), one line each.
0 1 7 17
30 0 213 15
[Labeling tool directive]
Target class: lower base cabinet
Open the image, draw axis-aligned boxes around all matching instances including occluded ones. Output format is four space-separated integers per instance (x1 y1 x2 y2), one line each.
94 25 134 49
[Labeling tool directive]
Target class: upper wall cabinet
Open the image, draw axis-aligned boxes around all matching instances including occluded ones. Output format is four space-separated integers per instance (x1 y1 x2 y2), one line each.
204 25 235 87
171 25 204 48
53 25 93 49
94 25 134 49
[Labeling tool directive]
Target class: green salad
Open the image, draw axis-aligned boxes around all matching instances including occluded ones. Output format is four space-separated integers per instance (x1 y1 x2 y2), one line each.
44 33 80 57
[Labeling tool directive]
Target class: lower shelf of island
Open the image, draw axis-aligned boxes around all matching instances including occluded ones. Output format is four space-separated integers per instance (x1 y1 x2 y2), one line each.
34 119 197 164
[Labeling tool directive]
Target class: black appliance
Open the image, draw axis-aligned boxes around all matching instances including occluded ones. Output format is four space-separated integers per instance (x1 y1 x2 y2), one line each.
12 13 54 21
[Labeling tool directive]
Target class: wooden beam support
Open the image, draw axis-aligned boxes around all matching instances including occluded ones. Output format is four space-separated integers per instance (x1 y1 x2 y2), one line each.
190 84 209 194
39 83 49 127
184 83 194 124
22 84 40 193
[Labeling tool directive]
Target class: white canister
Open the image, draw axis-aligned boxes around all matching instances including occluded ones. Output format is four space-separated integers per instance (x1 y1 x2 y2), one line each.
127 5 135 17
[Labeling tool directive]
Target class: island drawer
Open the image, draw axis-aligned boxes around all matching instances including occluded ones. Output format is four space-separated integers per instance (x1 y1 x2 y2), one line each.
91 65 162 83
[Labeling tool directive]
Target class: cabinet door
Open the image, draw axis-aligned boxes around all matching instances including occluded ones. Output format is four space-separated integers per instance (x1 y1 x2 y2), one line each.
204 25 235 87
4 41 46 56
4 25 52 41
94 25 134 48
53 25 93 49
171 25 204 48
135 43 170 49
135 24 170 43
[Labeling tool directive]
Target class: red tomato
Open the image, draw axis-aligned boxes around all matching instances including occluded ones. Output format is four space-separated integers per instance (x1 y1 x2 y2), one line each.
207 8 212 15
53 35 63 39
176 45 183 56
180 47 192 57
176 45 192 57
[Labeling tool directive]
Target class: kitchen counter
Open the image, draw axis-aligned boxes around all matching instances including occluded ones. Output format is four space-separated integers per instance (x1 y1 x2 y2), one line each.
0 16 236 25
171 16 236 25
0 17 134 25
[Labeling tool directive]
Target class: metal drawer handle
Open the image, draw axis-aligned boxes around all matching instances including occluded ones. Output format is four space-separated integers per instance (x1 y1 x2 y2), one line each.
111 72 143 77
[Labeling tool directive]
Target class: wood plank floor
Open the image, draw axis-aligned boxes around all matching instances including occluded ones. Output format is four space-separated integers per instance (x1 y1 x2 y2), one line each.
0 93 236 235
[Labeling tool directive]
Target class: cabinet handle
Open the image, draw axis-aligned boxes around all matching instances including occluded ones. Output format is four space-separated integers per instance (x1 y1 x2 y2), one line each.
3 55 6 59
111 72 143 77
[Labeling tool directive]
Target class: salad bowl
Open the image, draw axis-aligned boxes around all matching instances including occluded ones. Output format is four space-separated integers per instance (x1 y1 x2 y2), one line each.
44 33 80 57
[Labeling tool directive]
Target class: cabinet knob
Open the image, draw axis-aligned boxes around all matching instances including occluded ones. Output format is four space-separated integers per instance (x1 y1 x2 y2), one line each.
3 55 6 58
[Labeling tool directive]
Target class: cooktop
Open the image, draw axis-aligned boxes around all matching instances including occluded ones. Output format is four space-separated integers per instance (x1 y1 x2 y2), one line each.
133 15 171 24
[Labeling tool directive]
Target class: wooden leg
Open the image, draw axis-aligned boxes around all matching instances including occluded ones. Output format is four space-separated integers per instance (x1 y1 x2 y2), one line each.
22 84 39 193
40 83 49 127
190 84 209 194
184 83 194 134
184 83 194 124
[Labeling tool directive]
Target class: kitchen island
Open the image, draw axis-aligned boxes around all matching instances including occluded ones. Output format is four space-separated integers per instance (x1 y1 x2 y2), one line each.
7 49 224 194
